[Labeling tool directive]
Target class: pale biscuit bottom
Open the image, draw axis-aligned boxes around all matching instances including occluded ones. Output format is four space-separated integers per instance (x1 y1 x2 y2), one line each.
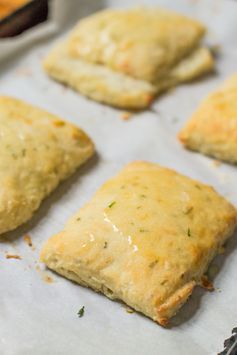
43 43 213 109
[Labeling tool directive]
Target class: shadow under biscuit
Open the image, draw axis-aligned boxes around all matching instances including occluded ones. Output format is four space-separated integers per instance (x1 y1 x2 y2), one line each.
169 228 237 328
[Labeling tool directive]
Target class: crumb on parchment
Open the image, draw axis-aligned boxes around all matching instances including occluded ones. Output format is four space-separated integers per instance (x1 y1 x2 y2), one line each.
125 307 134 314
23 234 33 247
212 159 221 167
6 254 22 260
42 273 54 284
120 111 133 120
200 275 214 291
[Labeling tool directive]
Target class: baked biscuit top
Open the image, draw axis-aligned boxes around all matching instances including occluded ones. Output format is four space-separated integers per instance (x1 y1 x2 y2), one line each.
68 7 205 82
41 161 236 325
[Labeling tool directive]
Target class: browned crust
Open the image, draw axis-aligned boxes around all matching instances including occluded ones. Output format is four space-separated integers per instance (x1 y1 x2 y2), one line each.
156 281 196 326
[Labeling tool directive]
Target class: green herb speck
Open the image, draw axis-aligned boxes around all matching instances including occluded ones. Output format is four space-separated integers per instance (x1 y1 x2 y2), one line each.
139 228 148 233
77 306 85 318
104 241 108 249
187 228 191 237
108 201 116 208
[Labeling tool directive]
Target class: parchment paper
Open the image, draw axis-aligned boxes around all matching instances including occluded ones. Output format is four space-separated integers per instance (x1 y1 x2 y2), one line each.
0 1 237 354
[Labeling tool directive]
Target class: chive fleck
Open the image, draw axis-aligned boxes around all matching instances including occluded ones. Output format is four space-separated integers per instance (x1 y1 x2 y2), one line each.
108 201 116 208
77 306 85 318
187 228 191 237
104 241 108 249
139 228 148 233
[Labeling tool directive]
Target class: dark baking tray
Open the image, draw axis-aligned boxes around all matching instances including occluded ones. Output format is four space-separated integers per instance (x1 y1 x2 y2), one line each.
0 0 49 38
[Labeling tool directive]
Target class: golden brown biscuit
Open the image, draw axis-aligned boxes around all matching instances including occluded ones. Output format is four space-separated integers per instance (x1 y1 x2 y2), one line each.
0 96 94 235
40 161 236 326
43 7 214 109
68 7 206 82
179 74 237 164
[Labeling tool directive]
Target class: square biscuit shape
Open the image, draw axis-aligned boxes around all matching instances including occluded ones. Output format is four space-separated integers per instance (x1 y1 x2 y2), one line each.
0 96 94 235
40 161 236 325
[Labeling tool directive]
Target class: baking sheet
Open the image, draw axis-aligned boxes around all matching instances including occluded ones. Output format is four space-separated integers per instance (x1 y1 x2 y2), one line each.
0 0 237 354
0 0 103 62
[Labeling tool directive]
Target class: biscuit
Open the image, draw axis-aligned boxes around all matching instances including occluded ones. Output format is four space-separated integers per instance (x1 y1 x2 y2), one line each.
40 161 236 325
43 7 214 109
0 96 94 234
179 74 237 164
